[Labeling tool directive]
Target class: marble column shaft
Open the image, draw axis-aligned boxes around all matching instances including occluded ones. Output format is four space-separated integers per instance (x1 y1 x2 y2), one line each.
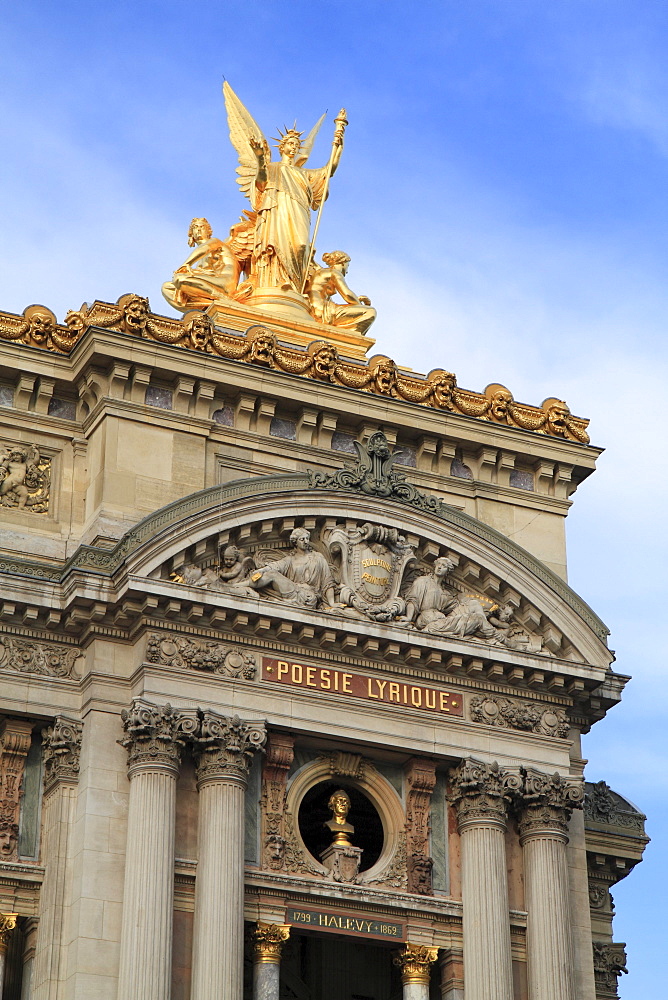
117 701 188 1000
190 712 266 1000
252 923 290 1000
393 944 439 1000
449 759 514 1000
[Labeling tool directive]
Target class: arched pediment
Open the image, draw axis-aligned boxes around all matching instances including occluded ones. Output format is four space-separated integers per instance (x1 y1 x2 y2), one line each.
55 434 605 672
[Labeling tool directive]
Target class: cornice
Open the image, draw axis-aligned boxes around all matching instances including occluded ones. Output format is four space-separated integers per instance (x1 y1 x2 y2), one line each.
0 472 608 642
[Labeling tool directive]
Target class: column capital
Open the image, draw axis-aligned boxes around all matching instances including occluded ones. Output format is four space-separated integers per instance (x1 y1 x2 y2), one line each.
516 768 584 839
252 922 290 964
0 913 17 953
194 711 266 787
448 757 518 830
42 715 83 793
392 943 439 986
119 699 196 777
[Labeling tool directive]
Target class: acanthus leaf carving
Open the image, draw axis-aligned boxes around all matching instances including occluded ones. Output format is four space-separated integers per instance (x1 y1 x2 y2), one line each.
514 767 585 837
146 632 257 679
404 757 436 894
261 732 294 871
0 635 80 679
364 831 408 890
448 758 519 829
592 942 627 995
119 699 196 775
42 716 83 793
0 719 33 861
193 710 266 784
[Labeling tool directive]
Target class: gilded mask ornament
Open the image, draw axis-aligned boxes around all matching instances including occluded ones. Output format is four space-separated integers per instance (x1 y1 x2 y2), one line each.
182 310 214 351
24 304 57 345
247 327 276 365
429 370 457 409
118 293 150 336
308 341 338 381
371 357 398 396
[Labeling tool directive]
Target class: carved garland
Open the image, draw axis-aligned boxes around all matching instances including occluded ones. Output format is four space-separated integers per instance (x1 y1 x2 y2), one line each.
145 632 257 678
0 635 80 679
0 297 590 443
470 695 570 738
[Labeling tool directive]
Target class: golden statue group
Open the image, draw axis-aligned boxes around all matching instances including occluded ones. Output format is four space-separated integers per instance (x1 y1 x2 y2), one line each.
162 83 376 335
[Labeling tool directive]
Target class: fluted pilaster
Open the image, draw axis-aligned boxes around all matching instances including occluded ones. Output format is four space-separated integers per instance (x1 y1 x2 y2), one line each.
117 700 194 1000
448 759 516 1000
190 712 266 1000
517 768 585 1000
32 716 83 1000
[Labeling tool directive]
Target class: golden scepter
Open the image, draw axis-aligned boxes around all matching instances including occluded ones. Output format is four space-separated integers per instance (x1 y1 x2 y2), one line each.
300 108 348 295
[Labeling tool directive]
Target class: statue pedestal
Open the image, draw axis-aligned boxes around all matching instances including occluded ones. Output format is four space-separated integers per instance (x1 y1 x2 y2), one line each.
320 843 362 883
206 295 375 360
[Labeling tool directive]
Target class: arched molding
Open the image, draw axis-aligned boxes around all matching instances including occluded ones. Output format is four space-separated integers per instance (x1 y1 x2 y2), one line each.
1 472 611 666
285 757 405 884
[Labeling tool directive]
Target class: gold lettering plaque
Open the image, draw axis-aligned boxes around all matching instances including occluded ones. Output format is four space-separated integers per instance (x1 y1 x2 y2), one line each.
286 907 404 940
262 658 463 716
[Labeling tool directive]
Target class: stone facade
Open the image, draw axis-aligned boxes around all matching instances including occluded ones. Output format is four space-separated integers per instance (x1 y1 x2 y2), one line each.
0 290 646 999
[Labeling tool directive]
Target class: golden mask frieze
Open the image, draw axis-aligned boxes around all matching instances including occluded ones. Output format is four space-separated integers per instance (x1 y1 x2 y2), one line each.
0 296 590 444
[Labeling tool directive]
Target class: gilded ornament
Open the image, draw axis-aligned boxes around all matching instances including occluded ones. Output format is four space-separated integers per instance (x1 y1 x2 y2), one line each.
252 923 290 964
392 943 439 986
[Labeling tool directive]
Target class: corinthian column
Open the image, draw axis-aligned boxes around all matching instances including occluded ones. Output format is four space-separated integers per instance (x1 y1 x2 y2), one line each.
190 712 266 1000
393 943 439 1000
252 922 290 1000
117 700 195 1000
32 716 83 1000
517 769 584 1000
448 759 515 1000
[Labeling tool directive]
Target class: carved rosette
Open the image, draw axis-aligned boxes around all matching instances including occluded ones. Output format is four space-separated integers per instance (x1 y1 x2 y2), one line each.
405 758 436 894
252 922 290 964
42 716 83 794
0 719 33 861
516 768 585 839
193 711 266 787
261 733 294 871
448 758 518 831
119 700 197 777
0 913 18 953
392 943 439 986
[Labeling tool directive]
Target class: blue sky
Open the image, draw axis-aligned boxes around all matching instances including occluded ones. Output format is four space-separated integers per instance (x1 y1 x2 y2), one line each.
1 1 666 992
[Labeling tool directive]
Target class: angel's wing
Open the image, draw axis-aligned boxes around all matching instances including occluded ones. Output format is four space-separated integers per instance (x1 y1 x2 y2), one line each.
223 81 270 201
26 445 40 468
295 112 326 167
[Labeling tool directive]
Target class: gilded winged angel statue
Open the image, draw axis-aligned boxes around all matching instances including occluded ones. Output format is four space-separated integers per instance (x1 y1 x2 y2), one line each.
162 83 375 334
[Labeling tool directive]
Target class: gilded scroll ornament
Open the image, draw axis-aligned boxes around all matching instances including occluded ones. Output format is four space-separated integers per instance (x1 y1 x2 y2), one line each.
0 443 50 514
392 944 439 986
252 923 290 964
